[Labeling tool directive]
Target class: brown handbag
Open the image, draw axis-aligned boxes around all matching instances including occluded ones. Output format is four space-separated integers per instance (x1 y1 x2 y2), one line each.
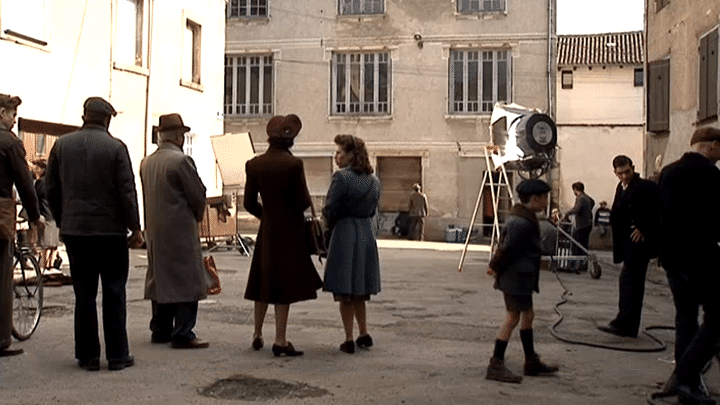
0 197 16 240
305 204 327 259
203 255 222 295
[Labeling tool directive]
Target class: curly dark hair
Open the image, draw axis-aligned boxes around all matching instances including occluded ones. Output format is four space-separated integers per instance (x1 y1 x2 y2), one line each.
334 134 373 174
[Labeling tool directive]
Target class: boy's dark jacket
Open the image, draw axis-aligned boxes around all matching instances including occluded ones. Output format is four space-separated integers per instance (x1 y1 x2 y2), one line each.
488 204 542 295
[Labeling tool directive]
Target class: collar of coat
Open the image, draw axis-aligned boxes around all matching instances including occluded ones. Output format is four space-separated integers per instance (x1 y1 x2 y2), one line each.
158 142 182 152
510 203 540 232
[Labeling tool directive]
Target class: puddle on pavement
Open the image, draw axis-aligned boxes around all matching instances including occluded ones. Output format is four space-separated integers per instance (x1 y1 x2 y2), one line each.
199 374 330 401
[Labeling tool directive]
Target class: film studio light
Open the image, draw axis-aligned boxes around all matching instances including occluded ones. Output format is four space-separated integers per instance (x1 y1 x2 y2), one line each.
490 103 558 178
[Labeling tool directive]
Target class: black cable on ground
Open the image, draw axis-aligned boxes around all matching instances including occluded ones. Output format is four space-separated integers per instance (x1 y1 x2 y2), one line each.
549 264 671 352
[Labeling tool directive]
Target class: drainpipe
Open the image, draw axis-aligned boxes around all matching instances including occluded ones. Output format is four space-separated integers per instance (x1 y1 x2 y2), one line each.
547 0 555 118
546 0 556 216
144 0 154 158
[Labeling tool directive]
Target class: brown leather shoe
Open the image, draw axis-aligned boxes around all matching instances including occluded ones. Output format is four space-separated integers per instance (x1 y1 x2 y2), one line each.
0 347 24 357
486 357 522 383
524 354 559 376
171 339 210 349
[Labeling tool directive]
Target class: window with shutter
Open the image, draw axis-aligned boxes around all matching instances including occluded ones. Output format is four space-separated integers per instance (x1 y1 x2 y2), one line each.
698 29 718 122
647 59 670 132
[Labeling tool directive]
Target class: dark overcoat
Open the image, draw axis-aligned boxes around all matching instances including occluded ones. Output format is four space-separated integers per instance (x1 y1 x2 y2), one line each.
658 152 720 275
0 126 40 349
46 123 141 236
243 146 322 304
489 204 542 295
322 168 381 296
0 127 39 222
610 173 660 264
140 143 207 304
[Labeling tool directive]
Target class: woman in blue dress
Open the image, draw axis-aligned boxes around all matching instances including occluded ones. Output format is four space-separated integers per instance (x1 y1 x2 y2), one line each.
323 134 381 354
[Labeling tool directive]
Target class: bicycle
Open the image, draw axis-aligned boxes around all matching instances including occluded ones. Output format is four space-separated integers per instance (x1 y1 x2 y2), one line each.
11 230 43 341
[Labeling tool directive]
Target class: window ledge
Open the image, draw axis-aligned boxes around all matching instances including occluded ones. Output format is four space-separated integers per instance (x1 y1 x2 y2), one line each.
224 115 272 123
327 114 392 123
454 11 508 20
0 30 49 52
336 14 386 23
180 79 204 92
113 62 149 76
695 115 718 126
445 114 492 122
226 16 270 26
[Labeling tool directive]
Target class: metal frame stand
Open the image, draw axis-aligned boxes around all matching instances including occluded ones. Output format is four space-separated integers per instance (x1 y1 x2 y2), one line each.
458 145 515 273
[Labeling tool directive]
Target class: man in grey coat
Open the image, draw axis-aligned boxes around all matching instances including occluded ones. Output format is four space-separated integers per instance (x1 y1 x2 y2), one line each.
140 113 208 349
46 97 143 371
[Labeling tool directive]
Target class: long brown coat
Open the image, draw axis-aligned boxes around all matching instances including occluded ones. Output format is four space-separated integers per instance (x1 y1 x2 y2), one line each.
243 146 322 304
140 143 207 304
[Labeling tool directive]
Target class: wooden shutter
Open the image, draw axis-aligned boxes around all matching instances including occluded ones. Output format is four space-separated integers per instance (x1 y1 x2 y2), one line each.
700 34 709 120
648 59 670 132
376 157 421 212
708 30 718 119
698 30 717 121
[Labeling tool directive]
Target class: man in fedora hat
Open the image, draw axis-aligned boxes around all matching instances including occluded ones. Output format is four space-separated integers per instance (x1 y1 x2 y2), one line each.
0 93 44 357
46 96 143 371
140 113 209 349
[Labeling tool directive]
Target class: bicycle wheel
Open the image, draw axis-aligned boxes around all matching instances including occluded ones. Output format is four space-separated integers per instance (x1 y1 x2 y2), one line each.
12 250 43 341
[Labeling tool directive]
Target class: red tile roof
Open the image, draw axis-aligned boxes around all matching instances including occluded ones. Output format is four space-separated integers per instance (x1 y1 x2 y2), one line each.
557 31 644 66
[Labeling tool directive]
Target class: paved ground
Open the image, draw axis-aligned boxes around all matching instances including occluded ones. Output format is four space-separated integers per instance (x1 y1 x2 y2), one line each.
1 240 717 404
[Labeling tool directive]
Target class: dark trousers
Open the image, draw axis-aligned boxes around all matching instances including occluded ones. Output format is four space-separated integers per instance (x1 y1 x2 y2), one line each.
0 239 12 349
571 226 591 270
150 301 198 343
571 226 591 255
64 235 129 362
610 258 649 336
408 217 425 241
665 269 720 386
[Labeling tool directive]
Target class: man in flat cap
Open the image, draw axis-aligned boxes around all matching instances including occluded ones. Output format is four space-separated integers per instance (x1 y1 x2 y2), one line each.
46 96 143 371
486 179 558 384
651 127 720 404
0 94 43 357
140 113 209 349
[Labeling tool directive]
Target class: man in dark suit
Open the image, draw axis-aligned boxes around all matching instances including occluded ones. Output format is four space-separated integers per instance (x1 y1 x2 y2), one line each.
652 128 720 404
46 97 143 371
0 93 43 357
597 155 659 338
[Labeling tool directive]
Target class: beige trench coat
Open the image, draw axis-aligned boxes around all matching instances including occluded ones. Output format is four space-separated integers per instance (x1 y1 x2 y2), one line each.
140 143 207 303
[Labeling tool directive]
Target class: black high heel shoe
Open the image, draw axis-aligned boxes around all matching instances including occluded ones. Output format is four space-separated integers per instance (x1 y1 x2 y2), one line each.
356 334 373 348
252 337 263 351
340 340 355 354
271 342 304 357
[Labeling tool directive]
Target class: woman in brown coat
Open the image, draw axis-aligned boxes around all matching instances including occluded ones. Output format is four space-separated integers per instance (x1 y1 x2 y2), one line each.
243 114 322 357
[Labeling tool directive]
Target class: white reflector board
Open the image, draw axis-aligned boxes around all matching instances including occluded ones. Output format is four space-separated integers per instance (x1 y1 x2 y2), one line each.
210 132 255 189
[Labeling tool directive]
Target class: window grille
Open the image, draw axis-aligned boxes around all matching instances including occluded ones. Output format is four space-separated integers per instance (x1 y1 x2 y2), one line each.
224 54 273 116
449 49 511 114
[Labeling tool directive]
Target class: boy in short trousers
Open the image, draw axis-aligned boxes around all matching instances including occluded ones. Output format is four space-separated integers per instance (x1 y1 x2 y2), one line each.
486 179 559 383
